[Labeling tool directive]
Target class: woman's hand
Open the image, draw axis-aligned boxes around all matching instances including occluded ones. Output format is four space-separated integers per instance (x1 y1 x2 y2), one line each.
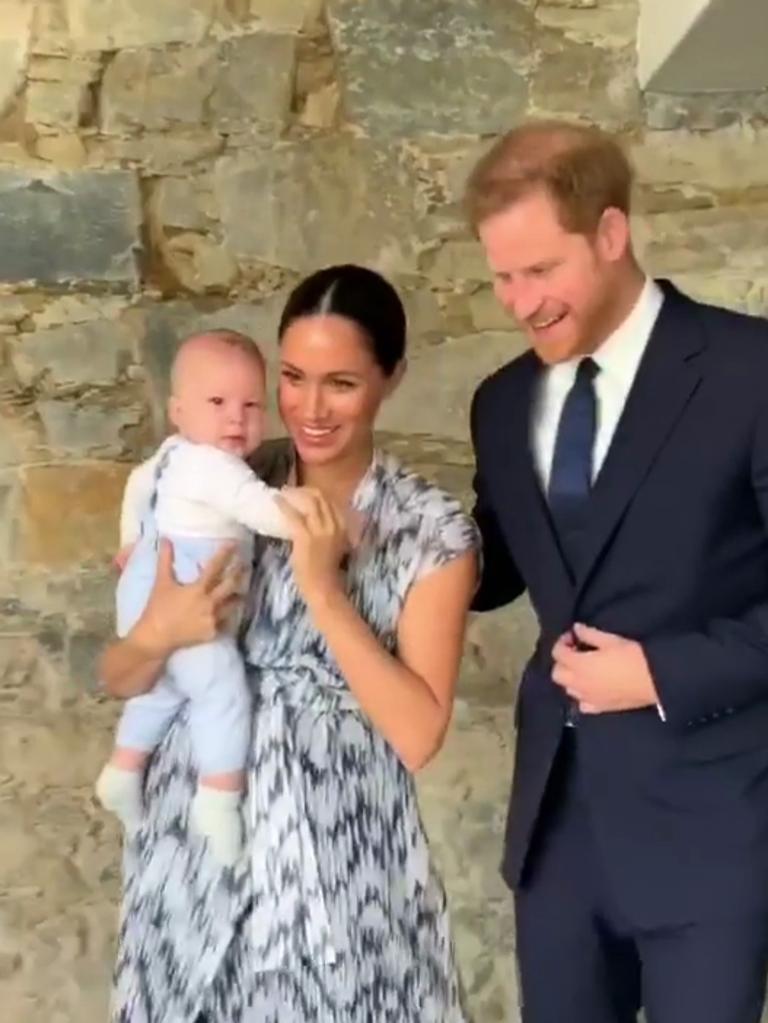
133 539 243 656
277 489 349 605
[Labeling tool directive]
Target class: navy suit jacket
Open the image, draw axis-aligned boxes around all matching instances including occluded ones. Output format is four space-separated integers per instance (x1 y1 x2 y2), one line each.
470 280 768 929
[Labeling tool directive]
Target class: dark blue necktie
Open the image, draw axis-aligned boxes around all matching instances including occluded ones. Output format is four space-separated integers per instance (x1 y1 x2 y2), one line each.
548 357 598 725
548 357 599 572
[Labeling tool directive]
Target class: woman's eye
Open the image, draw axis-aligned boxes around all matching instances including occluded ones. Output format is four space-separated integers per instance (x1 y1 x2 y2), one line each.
331 379 355 391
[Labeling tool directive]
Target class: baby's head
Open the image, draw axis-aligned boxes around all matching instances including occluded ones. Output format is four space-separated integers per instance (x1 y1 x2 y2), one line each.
168 329 267 458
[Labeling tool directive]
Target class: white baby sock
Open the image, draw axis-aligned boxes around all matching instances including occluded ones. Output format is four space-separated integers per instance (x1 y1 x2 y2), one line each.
95 764 145 834
191 787 244 867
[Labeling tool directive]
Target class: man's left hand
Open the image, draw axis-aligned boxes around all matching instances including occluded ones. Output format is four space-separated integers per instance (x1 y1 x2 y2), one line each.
551 623 659 714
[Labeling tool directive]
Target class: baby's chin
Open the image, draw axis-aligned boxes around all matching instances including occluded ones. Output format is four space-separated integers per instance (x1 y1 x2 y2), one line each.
216 437 251 457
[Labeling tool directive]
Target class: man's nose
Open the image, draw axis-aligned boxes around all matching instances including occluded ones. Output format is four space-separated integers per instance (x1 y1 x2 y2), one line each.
499 279 543 324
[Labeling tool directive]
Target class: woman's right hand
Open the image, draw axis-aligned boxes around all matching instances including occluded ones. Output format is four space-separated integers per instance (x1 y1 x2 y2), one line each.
132 539 243 657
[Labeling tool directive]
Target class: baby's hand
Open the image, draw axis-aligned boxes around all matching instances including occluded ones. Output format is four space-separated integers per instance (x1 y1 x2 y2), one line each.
279 486 316 517
113 543 135 573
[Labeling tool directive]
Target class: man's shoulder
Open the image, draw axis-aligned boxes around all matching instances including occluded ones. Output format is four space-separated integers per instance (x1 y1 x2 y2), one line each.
473 348 534 410
668 281 768 362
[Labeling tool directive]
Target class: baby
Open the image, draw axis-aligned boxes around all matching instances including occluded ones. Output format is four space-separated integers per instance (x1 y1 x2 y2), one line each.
96 328 305 866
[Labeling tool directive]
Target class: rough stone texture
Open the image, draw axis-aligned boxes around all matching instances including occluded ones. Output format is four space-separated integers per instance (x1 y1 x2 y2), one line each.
0 2 33 119
329 0 532 137
1 1 768 1021
65 0 220 51
0 170 141 286
215 140 424 272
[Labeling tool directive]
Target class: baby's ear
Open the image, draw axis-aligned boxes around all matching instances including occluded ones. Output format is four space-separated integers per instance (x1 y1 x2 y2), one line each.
167 395 181 429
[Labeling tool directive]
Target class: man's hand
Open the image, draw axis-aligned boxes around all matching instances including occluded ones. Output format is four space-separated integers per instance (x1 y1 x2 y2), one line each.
552 623 659 714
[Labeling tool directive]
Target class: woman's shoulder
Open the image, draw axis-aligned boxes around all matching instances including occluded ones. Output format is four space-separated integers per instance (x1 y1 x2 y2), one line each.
375 450 476 532
247 437 295 487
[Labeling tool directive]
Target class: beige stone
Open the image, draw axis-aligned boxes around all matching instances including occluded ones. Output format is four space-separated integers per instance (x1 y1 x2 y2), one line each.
215 139 423 272
162 232 239 293
35 132 87 168
16 462 130 567
380 331 526 441
66 0 220 51
101 47 218 134
247 0 323 32
24 79 90 131
0 1 33 119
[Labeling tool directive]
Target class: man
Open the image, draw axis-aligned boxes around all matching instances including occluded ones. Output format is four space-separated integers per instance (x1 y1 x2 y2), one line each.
466 119 768 1023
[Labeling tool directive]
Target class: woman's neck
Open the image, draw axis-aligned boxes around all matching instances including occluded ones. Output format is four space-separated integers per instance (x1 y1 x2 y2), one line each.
297 444 374 508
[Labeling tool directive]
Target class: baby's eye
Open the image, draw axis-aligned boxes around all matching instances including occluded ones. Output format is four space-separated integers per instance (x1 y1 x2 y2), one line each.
208 396 224 406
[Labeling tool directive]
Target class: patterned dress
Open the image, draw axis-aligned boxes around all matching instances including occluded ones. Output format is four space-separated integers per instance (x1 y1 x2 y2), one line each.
111 445 480 1023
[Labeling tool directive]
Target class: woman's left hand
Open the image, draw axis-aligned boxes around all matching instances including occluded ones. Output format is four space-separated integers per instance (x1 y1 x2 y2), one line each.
277 488 349 604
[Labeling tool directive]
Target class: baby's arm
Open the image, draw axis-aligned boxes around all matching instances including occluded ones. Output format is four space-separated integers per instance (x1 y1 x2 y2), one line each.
119 457 158 546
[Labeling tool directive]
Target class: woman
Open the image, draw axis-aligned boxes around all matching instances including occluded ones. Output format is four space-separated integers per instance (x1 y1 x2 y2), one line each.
101 265 480 1023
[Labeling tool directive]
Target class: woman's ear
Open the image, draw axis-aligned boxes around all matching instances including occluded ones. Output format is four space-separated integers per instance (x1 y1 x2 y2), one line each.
385 358 407 397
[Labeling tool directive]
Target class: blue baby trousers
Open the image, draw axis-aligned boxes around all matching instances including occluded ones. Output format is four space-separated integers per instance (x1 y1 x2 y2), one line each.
114 532 253 777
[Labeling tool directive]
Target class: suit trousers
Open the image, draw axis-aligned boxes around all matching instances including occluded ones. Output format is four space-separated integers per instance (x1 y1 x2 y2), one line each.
514 731 768 1023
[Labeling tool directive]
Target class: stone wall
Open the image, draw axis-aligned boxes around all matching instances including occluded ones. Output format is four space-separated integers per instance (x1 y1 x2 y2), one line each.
1 1 767 1021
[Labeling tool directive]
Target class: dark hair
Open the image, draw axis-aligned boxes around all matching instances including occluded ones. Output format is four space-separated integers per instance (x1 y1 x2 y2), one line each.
278 264 406 377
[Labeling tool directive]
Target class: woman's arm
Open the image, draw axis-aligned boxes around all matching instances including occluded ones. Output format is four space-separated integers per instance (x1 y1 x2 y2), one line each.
280 493 477 772
308 553 477 772
100 540 242 699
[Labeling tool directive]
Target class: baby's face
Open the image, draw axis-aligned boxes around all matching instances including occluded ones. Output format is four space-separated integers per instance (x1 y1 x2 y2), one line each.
169 346 267 458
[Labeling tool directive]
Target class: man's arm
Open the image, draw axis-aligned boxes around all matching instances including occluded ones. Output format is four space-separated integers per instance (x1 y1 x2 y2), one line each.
643 394 768 728
470 388 526 612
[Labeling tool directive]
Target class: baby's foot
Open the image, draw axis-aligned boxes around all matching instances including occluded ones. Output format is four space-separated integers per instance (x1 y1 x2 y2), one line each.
95 764 144 834
191 787 243 867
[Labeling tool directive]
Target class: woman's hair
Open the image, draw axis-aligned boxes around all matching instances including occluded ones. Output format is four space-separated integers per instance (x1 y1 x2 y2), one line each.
464 119 634 236
278 264 406 377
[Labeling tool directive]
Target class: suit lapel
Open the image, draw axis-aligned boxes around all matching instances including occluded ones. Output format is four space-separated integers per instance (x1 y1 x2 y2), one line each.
495 352 576 595
574 283 706 600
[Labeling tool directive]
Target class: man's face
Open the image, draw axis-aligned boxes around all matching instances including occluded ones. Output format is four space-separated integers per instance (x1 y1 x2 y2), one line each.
478 187 626 365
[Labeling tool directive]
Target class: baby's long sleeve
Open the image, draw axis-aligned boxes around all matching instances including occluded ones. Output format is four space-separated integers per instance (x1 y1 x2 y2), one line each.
119 457 159 545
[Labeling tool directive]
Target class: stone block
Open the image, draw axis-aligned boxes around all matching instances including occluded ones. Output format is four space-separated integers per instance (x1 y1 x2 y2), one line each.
151 176 215 231
329 0 531 136
634 205 768 276
631 130 768 193
531 29 640 129
24 79 90 132
0 170 140 286
16 463 131 567
9 320 135 390
247 0 323 31
379 331 526 441
644 90 768 132
65 0 219 50
101 47 218 134
35 400 145 458
160 233 239 294
90 132 224 175
215 139 422 272
210 34 296 131
0 404 45 468
0 2 32 119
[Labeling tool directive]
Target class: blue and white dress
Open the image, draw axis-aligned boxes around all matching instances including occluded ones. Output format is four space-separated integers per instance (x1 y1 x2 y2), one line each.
110 444 480 1023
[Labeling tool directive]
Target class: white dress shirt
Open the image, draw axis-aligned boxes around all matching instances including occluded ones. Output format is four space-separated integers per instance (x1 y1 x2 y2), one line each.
531 277 666 719
532 277 665 489
119 436 291 546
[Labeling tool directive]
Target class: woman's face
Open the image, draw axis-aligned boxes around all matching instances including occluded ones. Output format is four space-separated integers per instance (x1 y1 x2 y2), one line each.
278 313 399 468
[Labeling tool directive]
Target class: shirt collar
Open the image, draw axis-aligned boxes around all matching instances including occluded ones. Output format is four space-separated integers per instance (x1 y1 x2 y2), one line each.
591 277 664 384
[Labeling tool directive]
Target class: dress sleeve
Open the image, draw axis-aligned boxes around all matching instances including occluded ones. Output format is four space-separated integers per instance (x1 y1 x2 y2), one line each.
413 498 482 584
